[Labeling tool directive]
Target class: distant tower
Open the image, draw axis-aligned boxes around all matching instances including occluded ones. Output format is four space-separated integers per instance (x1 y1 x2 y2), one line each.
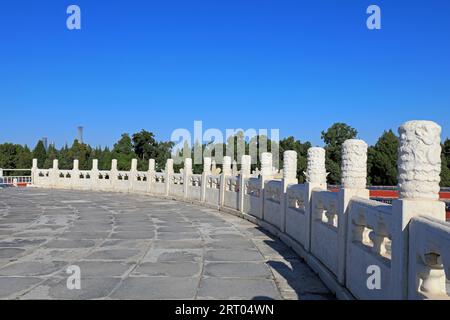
77 126 84 144
42 137 48 150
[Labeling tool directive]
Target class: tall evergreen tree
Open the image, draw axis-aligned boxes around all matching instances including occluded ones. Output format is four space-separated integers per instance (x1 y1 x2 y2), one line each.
441 139 450 187
368 130 398 186
43 144 59 169
112 134 136 170
32 140 47 168
321 123 358 185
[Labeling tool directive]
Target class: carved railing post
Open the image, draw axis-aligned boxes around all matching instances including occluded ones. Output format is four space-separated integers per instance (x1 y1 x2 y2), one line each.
239 155 252 212
304 147 328 252
72 159 80 189
51 159 59 188
305 147 327 187
111 159 118 190
184 158 193 198
281 151 298 232
130 158 138 192
391 121 446 299
232 160 238 176
339 139 370 284
201 157 211 202
147 159 155 194
91 159 99 189
165 158 174 196
31 158 38 185
259 152 274 220
219 156 232 206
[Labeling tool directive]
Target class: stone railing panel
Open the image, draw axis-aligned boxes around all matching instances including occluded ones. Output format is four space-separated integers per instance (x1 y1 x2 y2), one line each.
285 184 309 248
311 190 340 276
205 175 221 206
263 180 283 230
408 216 450 300
346 197 393 299
187 174 202 201
223 176 239 210
243 177 263 219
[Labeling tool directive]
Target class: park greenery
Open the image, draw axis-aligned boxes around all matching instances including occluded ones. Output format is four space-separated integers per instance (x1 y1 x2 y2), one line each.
1 123 450 187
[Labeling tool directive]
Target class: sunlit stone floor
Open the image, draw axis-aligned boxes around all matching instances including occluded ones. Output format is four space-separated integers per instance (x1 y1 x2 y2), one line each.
0 188 333 300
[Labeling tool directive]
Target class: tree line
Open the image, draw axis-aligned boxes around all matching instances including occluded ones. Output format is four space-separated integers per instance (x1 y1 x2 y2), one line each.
1 123 449 187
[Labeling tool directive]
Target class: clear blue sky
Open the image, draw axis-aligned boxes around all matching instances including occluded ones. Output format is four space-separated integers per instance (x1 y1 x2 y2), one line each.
1 0 449 148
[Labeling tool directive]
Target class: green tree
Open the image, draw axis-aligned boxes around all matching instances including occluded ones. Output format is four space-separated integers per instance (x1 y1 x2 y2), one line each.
132 130 158 160
0 143 19 172
112 134 136 170
32 140 47 168
100 146 113 170
58 144 71 169
68 139 92 170
321 123 358 185
155 141 175 171
16 145 33 173
368 130 398 186
441 139 450 187
43 144 59 169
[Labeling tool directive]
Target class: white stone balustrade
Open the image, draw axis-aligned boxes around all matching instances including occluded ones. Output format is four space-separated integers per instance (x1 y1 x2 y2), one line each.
27 120 450 300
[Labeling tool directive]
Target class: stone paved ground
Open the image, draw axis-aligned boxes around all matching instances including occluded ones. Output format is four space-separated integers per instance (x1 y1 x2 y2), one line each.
0 187 334 300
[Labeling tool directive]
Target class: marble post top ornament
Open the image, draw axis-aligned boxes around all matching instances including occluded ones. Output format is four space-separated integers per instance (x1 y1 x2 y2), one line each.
232 160 238 176
166 159 174 174
261 152 273 176
184 158 193 175
341 139 367 189
73 159 79 171
398 120 442 200
283 151 297 180
241 155 252 176
203 157 212 175
148 159 155 172
92 159 98 171
111 159 117 171
131 159 138 171
305 147 327 185
223 156 232 176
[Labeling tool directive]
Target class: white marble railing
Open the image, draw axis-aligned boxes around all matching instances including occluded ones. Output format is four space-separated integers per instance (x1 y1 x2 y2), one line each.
311 189 341 278
27 120 450 300
346 197 393 299
408 216 450 300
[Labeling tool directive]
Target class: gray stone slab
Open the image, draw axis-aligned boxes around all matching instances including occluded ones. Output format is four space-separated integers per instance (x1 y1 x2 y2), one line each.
0 248 26 259
44 239 96 249
152 240 204 250
0 277 43 299
60 232 109 240
197 278 281 300
206 239 256 250
155 250 202 263
110 231 155 240
85 249 142 261
205 249 264 262
0 188 332 300
110 277 198 299
0 261 66 276
203 262 272 279
156 232 201 240
0 238 47 248
21 277 121 300
133 262 201 277
60 261 133 277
